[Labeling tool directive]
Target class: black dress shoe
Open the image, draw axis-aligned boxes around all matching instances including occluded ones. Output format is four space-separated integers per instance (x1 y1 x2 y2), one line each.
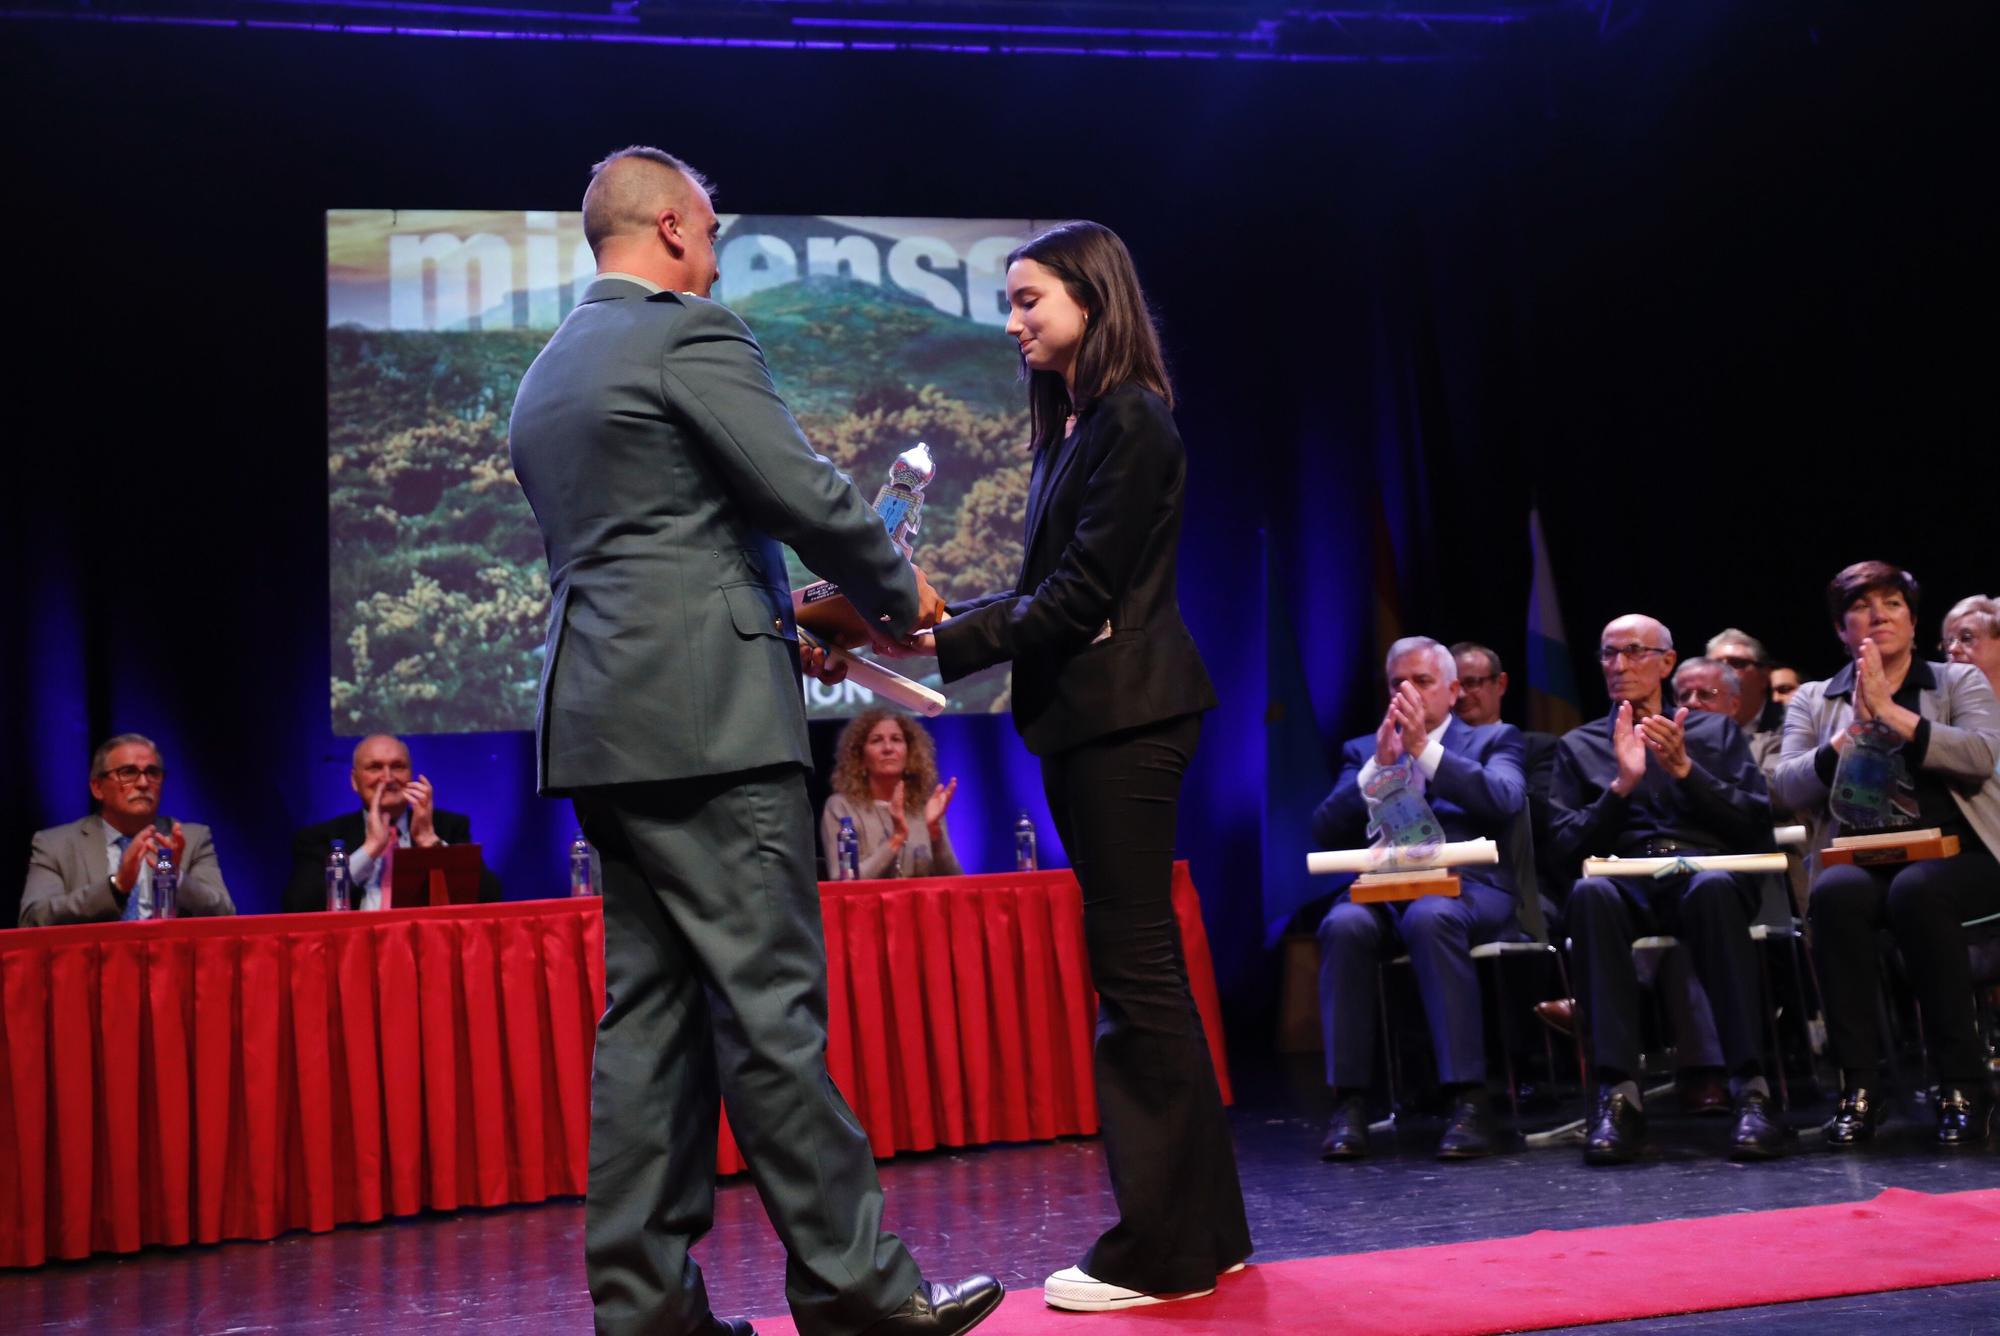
859 1275 1003 1336
1437 1095 1497 1160
1676 1067 1731 1118
1822 1086 1886 1148
1584 1088 1647 1166
1321 1096 1371 1161
1728 1090 1786 1161
1935 1086 1994 1150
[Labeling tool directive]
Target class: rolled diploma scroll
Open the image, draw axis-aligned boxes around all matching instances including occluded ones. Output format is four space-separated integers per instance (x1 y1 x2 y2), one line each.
1581 853 1789 878
797 626 947 718
1773 825 1807 849
1307 838 1499 877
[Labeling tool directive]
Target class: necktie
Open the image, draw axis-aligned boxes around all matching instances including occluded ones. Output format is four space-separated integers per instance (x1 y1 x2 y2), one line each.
116 836 142 921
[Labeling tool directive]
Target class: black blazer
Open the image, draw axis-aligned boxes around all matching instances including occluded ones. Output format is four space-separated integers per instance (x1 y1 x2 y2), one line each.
283 808 503 913
935 383 1216 756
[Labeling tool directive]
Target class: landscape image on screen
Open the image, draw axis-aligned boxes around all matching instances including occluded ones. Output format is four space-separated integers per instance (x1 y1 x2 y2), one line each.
327 209 1039 734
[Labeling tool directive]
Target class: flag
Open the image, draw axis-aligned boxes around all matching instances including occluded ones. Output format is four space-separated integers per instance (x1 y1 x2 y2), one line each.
1525 505 1584 735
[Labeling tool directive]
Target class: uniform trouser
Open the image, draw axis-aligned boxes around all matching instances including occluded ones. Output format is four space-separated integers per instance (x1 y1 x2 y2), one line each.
1565 870 1765 1081
573 765 921 1336
1315 877 1520 1089
1040 714 1253 1295
1809 842 2000 1086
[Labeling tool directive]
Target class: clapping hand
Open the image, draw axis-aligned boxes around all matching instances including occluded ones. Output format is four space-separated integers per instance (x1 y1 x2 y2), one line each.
1609 701 1649 796
1389 683 1431 760
1637 707 1693 780
407 775 440 847
887 780 910 850
1854 638 1891 722
924 777 958 837
114 821 186 894
362 782 399 859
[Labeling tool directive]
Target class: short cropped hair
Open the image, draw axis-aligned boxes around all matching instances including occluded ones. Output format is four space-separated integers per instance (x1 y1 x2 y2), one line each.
1385 636 1458 685
1673 657 1741 695
1945 595 2000 639
91 733 161 779
1824 561 1921 626
1704 628 1768 664
583 146 714 255
1449 641 1503 678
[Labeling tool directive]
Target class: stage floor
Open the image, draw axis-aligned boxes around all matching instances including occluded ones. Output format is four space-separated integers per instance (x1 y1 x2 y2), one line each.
7 1058 1998 1334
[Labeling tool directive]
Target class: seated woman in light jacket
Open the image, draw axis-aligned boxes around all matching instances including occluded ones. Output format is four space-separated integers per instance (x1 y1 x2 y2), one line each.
820 708 961 879
1772 561 2000 1151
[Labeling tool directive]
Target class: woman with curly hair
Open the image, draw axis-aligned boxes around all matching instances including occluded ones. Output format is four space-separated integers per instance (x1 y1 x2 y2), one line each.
820 708 961 880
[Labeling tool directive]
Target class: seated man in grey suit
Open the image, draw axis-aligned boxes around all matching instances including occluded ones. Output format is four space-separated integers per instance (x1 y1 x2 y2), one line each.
20 733 236 925
1315 636 1528 1161
508 147 997 1336
283 733 502 912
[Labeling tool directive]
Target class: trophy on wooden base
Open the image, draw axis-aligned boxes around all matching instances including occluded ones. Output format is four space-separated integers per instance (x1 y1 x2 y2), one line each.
794 442 947 715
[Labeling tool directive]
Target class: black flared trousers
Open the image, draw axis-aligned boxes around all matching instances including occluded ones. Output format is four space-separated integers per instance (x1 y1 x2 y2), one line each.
1039 713 1253 1294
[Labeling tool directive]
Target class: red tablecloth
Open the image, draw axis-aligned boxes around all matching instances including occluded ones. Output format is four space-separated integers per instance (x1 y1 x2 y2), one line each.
718 862 1232 1173
1 864 1231 1266
0 899 604 1268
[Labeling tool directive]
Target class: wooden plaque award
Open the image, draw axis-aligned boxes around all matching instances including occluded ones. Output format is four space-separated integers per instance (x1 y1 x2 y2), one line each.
1820 827 1962 868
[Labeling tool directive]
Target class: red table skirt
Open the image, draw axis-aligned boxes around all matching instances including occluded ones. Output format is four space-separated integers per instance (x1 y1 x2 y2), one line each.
1 865 1231 1266
0 899 604 1268
717 862 1233 1174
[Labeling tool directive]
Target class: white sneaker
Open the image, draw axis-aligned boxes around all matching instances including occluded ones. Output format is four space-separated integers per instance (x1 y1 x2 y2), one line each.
1042 1266 1215 1312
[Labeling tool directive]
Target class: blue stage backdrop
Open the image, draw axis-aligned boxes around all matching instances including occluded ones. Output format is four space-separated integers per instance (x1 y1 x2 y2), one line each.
7 3 1996 1039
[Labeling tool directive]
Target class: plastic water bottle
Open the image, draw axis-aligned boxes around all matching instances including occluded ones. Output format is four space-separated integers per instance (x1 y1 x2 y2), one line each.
570 833 596 897
1014 812 1038 872
836 816 860 880
152 845 179 921
326 838 352 912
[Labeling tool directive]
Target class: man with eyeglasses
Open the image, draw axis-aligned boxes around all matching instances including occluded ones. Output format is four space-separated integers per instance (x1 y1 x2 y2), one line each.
1548 616 1781 1164
1314 636 1529 1162
1706 629 1785 743
19 733 236 925
283 733 503 913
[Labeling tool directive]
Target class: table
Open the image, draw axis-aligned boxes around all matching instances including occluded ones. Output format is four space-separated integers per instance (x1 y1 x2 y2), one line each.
718 862 1232 1173
1 899 603 1268
1 864 1230 1266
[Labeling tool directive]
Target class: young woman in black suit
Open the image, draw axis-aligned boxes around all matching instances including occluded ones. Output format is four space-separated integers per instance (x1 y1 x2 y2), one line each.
921 221 1252 1312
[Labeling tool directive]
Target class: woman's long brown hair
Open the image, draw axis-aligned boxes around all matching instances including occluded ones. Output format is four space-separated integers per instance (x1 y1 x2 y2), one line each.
1008 221 1173 453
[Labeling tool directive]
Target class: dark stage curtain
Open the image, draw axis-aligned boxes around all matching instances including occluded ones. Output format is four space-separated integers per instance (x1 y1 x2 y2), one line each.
4 2 1995 1032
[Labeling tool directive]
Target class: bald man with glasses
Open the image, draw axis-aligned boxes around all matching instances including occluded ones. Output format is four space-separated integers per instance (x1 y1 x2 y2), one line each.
1547 616 1780 1165
20 733 236 925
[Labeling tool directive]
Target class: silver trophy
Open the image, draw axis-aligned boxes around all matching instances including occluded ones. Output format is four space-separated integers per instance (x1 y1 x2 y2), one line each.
798 440 936 618
792 441 947 716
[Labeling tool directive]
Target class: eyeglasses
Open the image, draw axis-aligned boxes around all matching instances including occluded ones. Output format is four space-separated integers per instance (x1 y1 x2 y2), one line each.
1714 654 1760 671
1598 644 1671 664
1940 629 1987 652
99 765 165 785
1459 674 1498 691
1675 685 1725 705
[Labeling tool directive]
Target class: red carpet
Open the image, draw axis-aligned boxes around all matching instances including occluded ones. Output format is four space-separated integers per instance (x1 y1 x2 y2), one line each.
752 1187 2000 1334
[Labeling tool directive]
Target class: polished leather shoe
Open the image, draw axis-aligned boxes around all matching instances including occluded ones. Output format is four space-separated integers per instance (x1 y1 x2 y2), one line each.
1436 1095 1497 1160
1321 1096 1371 1160
1728 1090 1786 1161
1676 1068 1731 1118
860 1276 1003 1336
1822 1086 1887 1148
1936 1086 1994 1150
1534 997 1577 1037
1584 1088 1647 1166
